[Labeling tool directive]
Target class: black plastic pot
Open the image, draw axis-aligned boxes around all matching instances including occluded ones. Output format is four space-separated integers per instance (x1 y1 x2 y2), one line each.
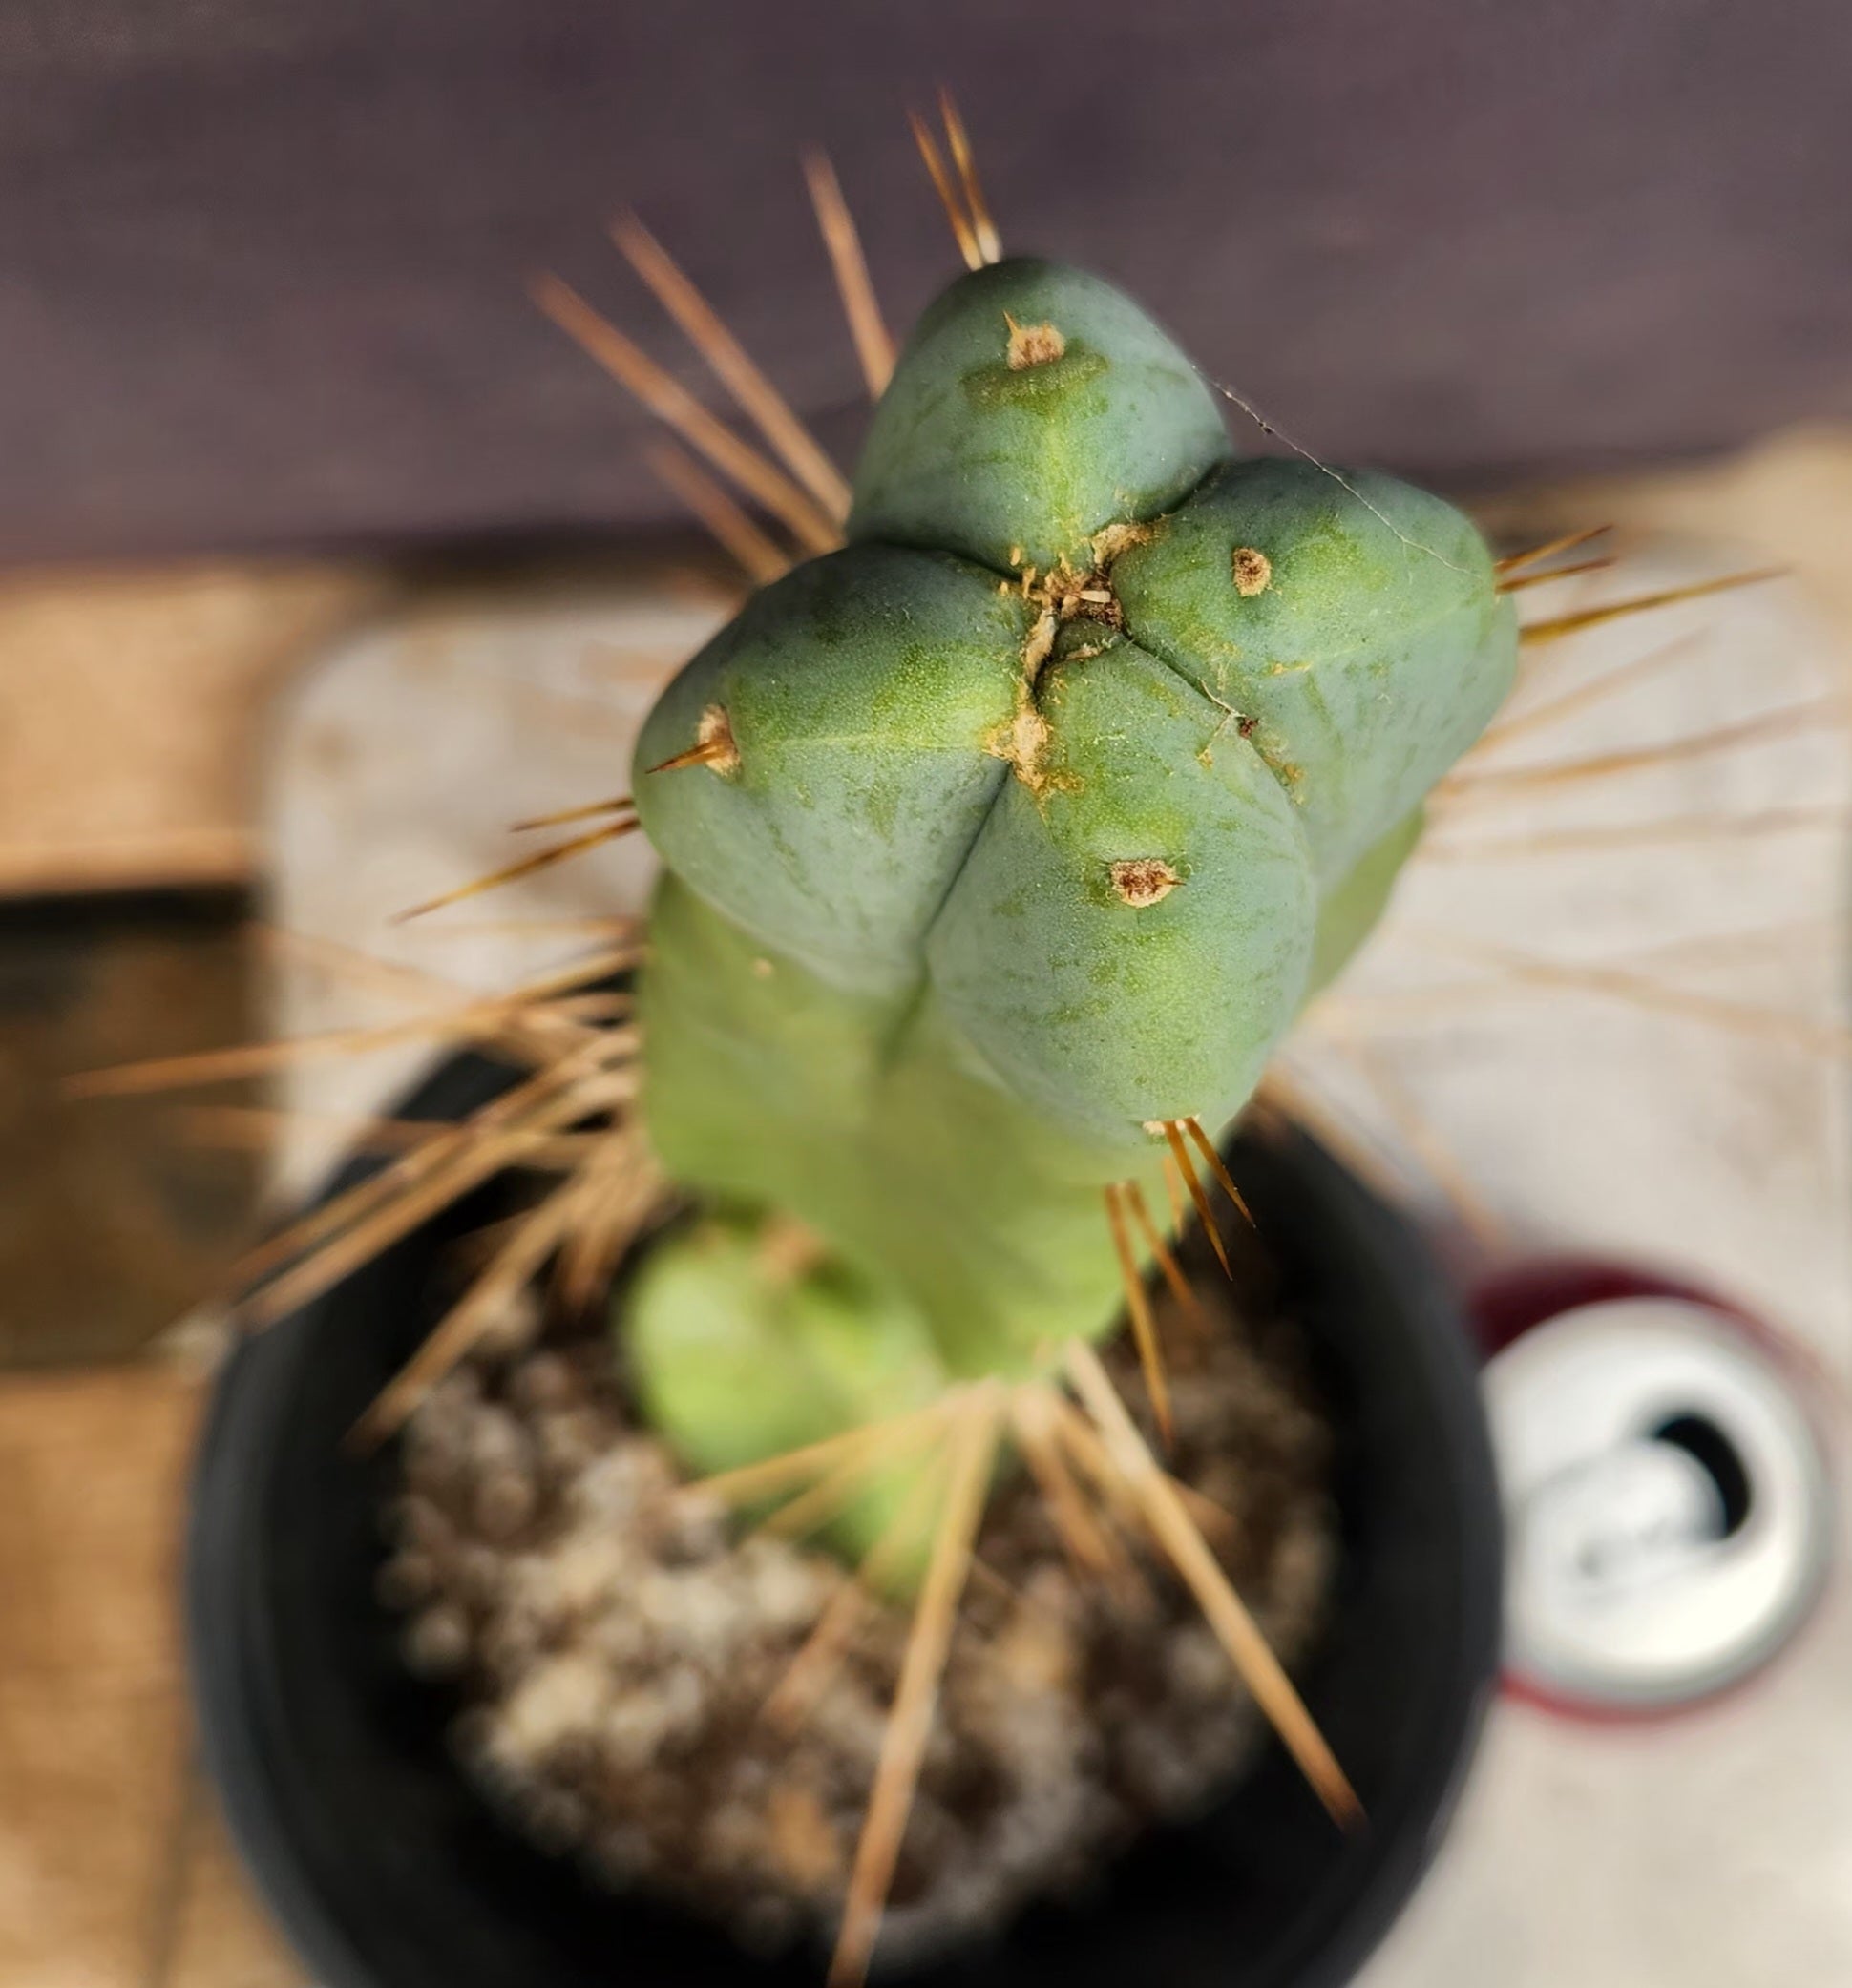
189 1051 1502 1988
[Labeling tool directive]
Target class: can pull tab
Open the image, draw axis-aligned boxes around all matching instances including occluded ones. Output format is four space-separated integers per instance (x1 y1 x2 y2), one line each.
1523 1435 1733 1613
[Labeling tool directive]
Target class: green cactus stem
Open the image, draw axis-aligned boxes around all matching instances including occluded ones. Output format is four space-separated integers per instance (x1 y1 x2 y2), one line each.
621 252 1516 1549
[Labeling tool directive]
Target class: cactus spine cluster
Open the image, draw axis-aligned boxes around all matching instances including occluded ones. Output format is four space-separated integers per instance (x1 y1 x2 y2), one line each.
622 255 1515 1539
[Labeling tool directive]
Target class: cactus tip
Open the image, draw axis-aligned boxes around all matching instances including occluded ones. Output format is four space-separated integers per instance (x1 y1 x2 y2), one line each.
910 92 1001 273
909 109 984 272
531 268 842 555
1104 1182 1175 1452
1153 1120 1234 1278
1519 567 1786 646
1120 1178 1210 1336
509 791 635 833
610 206 852 525
1185 1115 1257 1229
829 1385 1003 1988
392 816 642 923
645 441 792 587
1495 553 1617 596
802 149 896 400
937 88 1002 265
1492 521 1612 575
1063 1338 1363 1832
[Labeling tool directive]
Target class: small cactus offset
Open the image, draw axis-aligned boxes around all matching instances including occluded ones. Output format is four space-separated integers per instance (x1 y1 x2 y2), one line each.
625 251 1515 1528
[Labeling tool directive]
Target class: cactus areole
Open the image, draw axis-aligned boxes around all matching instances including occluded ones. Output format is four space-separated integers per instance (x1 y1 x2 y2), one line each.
624 256 1516 1544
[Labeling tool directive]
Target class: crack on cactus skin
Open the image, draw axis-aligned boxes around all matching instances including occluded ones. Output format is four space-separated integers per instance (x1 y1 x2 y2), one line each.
1048 568 1122 629
997 550 1153 785
1105 457 1517 880
1013 555 1126 688
1021 609 1058 680
984 693 1079 799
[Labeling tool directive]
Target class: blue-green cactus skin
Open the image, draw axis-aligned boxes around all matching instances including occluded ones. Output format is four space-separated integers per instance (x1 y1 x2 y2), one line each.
618 256 1514 1541
848 258 1231 575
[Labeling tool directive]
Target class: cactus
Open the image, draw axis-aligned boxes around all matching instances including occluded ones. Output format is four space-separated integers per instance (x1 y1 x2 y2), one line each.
589 176 1533 1961
72 105 1789 1988
625 255 1517 1547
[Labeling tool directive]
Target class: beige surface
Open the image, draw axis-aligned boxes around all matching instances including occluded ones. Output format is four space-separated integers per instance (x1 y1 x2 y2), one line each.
263 556 730 1193
1336 450 1852 1987
0 560 380 896
1483 425 1852 639
0 1361 304 1988
158 1789 307 1988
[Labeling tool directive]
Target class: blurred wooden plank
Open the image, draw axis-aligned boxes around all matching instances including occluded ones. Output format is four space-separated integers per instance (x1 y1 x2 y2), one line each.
0 893 262 1367
0 831 255 900
0 1363 198 1987
0 561 381 899
161 1782 306 1988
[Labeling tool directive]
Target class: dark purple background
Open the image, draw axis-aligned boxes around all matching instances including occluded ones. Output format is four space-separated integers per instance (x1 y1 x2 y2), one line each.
1 1 1847 566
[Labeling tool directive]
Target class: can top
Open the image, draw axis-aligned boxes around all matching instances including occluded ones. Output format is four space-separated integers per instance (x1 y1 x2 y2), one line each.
1485 1294 1833 1715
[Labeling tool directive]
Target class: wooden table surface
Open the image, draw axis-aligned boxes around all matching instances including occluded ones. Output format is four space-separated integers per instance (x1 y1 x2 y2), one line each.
0 1361 303 1988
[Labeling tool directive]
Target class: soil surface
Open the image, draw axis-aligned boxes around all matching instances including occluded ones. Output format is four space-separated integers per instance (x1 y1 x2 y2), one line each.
381 1270 1335 1968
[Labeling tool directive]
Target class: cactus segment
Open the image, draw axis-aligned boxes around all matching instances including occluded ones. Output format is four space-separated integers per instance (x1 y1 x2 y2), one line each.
1306 806 1425 996
1108 457 1519 877
633 545 1028 997
626 1207 951 1563
637 874 1165 1380
929 635 1318 1145
848 259 1231 575
622 251 1517 1538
